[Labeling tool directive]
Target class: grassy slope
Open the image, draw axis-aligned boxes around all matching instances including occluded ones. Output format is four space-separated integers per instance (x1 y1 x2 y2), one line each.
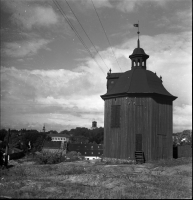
0 157 192 199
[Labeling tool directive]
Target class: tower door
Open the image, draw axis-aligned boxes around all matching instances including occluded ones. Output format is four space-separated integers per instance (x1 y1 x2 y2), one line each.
136 134 142 151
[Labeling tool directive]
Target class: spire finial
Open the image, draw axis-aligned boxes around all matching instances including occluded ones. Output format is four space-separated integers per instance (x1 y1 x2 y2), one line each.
137 38 140 48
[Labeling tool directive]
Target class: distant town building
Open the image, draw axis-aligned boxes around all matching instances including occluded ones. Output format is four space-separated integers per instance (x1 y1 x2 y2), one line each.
50 134 70 142
49 133 70 149
42 141 66 155
67 143 103 160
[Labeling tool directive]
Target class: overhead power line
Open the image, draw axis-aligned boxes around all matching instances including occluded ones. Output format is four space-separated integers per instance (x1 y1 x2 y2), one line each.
65 0 109 71
53 0 106 76
90 0 122 72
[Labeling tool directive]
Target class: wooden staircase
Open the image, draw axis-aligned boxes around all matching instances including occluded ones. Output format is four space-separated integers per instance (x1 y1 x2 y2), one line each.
135 151 145 164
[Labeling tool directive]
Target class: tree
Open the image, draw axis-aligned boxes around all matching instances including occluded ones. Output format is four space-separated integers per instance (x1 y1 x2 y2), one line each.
70 135 89 144
60 130 70 135
89 127 104 144
3 130 22 149
47 130 58 134
173 130 192 146
0 129 8 141
59 127 104 144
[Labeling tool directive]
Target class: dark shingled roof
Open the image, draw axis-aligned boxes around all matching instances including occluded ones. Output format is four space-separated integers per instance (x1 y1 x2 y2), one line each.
101 68 177 100
131 47 148 55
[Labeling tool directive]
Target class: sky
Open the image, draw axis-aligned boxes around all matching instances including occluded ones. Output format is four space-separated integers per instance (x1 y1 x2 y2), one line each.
0 0 192 133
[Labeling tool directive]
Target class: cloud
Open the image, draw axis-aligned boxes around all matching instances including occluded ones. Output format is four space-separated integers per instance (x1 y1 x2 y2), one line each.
0 29 191 132
13 6 59 30
91 0 113 8
173 105 192 132
3 39 51 57
3 0 59 30
156 8 192 30
71 0 113 9
0 64 106 130
104 0 168 12
70 0 169 13
115 0 141 13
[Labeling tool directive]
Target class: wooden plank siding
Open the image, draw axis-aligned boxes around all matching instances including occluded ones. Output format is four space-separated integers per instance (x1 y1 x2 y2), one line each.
104 96 173 161
151 97 173 160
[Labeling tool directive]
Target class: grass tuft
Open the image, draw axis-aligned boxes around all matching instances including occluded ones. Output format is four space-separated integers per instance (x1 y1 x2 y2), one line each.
0 157 191 199
149 157 192 167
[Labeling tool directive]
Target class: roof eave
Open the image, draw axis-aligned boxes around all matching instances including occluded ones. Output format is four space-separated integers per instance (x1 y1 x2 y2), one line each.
101 92 178 101
129 54 149 59
101 93 127 100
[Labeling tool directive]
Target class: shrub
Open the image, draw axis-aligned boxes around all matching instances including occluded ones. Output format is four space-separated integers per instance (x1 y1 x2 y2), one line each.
35 151 65 164
34 151 84 164
65 151 84 162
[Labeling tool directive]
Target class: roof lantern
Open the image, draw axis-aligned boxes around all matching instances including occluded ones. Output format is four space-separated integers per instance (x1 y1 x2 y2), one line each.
129 22 149 70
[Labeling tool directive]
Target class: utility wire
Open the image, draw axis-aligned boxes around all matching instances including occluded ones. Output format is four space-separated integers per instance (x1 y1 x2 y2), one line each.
65 0 109 71
53 0 105 75
53 0 106 75
91 0 122 72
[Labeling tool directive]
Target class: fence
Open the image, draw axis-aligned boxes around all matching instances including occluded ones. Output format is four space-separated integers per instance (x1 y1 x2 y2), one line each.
173 144 192 159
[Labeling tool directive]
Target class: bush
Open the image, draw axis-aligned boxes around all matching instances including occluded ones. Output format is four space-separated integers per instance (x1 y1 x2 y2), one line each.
34 151 84 165
65 151 84 162
35 151 65 164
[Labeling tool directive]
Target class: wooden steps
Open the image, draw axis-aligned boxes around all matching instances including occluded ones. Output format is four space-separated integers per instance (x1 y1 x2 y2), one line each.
135 151 145 164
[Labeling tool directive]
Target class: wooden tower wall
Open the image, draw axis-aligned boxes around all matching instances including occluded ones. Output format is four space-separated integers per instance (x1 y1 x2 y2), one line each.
103 96 173 161
151 98 173 160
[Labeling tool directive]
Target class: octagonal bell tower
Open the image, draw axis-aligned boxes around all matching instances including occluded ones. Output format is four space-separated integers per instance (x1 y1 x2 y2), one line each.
101 24 177 163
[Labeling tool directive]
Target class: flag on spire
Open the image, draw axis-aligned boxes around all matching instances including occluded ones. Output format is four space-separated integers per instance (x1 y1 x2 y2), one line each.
133 24 139 27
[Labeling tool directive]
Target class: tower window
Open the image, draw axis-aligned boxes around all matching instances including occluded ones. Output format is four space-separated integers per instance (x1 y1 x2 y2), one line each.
138 59 140 66
111 105 121 128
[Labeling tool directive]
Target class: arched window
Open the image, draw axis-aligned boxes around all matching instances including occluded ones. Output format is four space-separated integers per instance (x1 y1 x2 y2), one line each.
138 59 140 67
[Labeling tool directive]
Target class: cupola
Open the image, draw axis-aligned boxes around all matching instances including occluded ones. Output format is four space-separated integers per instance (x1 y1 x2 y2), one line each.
129 39 149 70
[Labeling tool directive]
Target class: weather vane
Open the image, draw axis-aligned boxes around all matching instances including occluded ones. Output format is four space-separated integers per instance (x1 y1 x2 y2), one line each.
133 21 140 37
133 20 140 47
